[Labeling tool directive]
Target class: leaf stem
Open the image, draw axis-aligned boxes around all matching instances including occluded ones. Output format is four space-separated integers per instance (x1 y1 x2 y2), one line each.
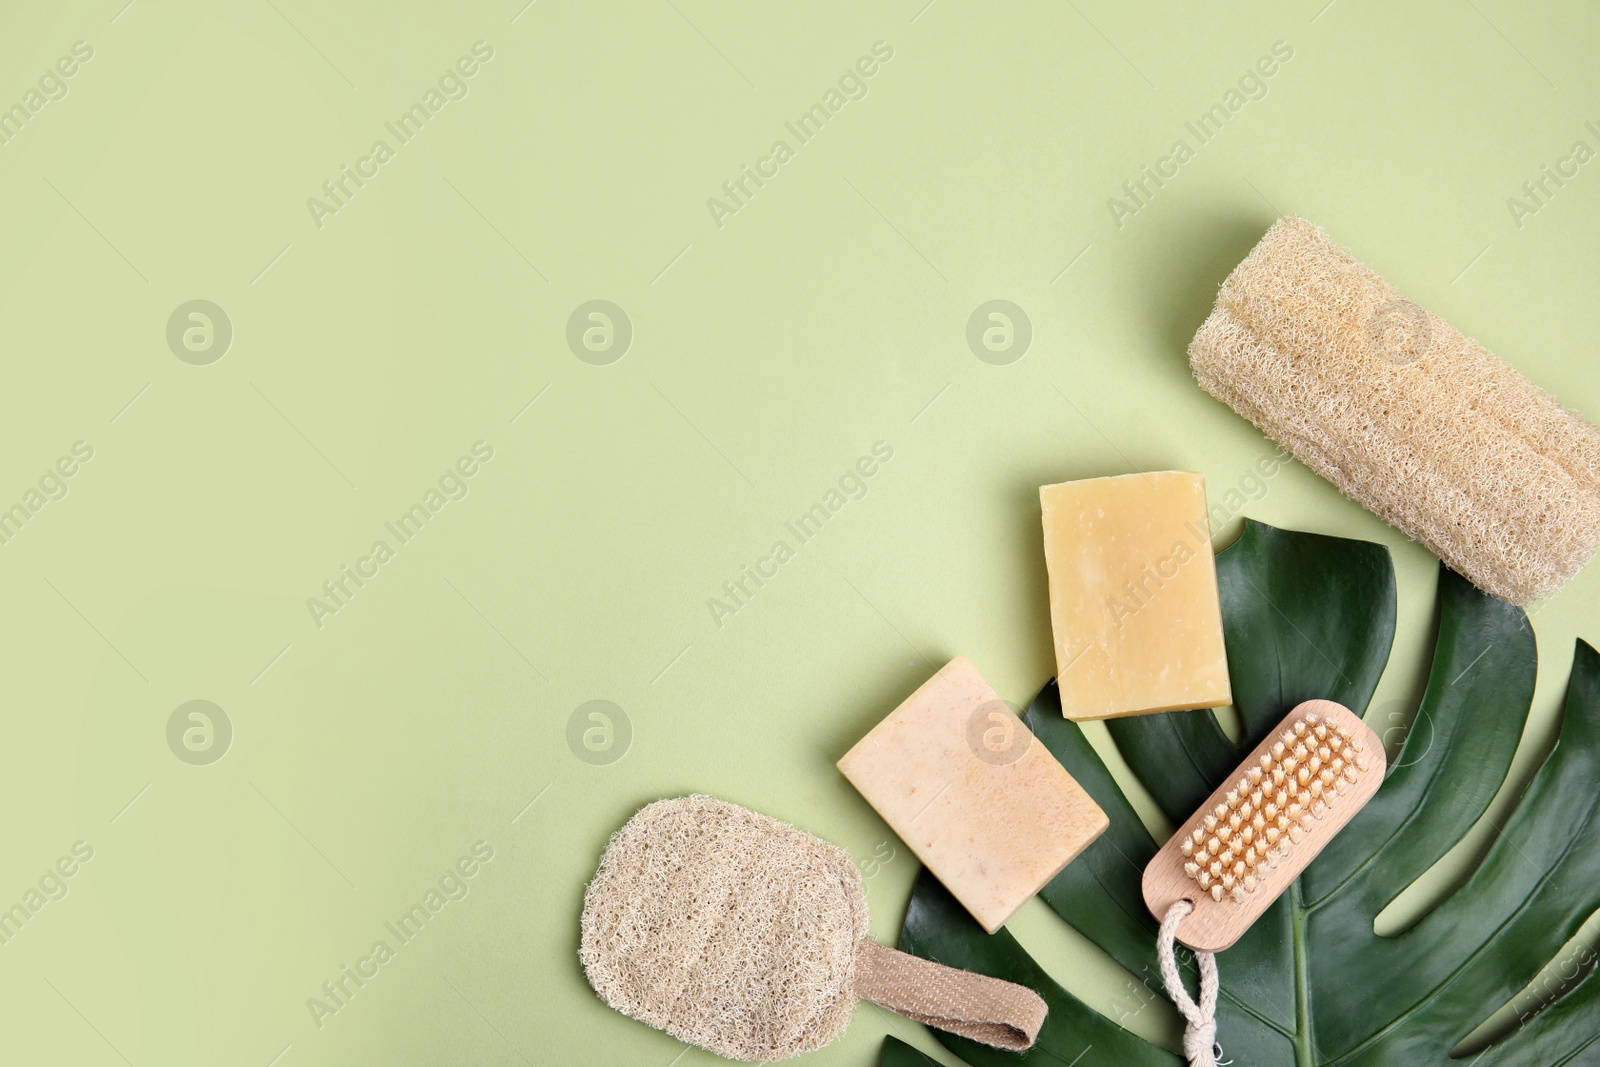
1292 880 1315 1067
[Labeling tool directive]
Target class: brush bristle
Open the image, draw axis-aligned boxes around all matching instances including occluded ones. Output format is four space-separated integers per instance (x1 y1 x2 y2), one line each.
1176 712 1371 904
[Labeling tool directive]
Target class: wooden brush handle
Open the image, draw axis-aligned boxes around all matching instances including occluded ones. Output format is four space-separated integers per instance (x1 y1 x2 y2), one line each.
1142 699 1386 952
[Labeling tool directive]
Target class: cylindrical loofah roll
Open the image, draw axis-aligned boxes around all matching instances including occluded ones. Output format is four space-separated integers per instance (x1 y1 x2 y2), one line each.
1189 216 1600 605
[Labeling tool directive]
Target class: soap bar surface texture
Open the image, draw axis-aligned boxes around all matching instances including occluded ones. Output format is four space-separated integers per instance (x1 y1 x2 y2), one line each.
837 657 1108 933
1040 471 1232 720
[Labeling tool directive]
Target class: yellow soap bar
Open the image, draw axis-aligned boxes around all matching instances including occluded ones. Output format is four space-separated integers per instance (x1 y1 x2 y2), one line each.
1039 471 1232 720
837 656 1109 933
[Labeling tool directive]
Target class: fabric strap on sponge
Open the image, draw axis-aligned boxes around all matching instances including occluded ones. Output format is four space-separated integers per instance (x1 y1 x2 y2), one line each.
853 939 1048 1050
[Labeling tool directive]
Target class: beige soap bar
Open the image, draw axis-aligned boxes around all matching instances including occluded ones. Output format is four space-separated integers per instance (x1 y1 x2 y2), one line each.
1040 471 1232 720
837 657 1108 933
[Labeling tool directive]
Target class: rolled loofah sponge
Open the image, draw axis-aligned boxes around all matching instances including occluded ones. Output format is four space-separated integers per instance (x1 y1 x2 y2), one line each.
1189 216 1600 605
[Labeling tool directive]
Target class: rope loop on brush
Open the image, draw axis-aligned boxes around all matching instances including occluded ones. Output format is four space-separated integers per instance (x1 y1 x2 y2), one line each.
1157 900 1225 1067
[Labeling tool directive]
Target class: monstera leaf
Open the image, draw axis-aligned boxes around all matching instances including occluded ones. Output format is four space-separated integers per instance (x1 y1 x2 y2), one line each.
880 1035 949 1065
890 519 1600 1066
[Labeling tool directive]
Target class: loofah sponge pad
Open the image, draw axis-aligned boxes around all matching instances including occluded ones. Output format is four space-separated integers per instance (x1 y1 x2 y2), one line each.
579 796 866 1062
580 796 1048 1062
1190 216 1600 605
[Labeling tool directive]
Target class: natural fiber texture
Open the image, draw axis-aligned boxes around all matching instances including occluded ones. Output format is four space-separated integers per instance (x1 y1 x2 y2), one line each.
1157 900 1220 1067
1189 215 1600 605
579 795 1049 1062
580 796 866 1062
853 939 1046 1050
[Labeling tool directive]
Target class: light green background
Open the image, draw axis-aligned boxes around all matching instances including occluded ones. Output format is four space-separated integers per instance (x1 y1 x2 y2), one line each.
2 0 1597 1064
